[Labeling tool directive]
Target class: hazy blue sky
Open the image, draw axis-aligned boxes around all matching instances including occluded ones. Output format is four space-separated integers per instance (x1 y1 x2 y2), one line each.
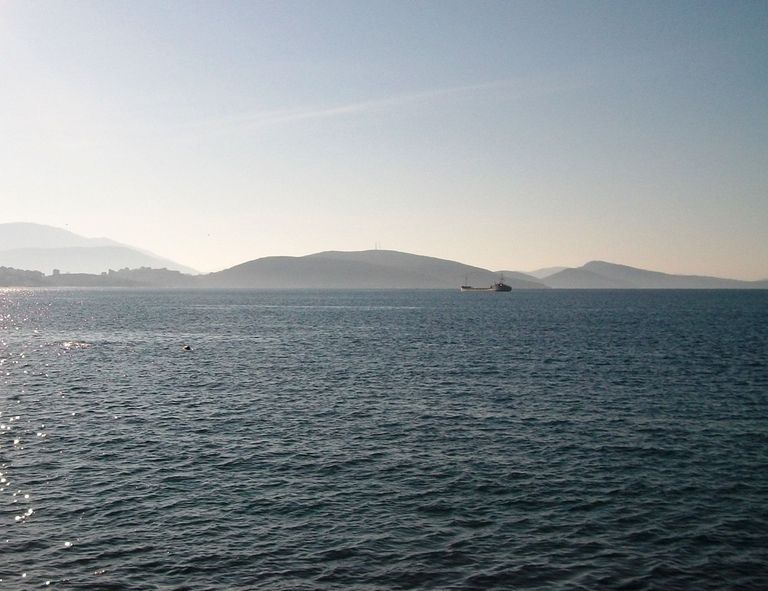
1 1 766 278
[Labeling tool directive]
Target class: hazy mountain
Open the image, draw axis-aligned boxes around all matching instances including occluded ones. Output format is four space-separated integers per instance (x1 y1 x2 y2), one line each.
203 250 548 289
497 270 542 282
0 223 197 274
543 267 633 289
526 266 569 279
0 222 122 249
0 246 199 276
581 260 756 288
542 260 763 289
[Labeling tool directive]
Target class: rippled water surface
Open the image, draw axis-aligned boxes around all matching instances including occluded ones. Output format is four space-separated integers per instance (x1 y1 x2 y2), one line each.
1 289 767 589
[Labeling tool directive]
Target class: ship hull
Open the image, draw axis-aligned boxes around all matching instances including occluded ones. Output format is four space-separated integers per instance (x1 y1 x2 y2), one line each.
460 284 512 292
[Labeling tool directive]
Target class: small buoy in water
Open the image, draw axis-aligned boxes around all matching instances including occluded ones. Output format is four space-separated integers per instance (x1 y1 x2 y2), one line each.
182 345 192 351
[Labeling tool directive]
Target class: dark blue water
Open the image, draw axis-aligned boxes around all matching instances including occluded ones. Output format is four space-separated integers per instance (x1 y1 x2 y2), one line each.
1 289 767 589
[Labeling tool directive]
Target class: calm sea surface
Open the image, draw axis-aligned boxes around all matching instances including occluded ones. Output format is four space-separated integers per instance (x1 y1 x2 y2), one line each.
1 289 767 590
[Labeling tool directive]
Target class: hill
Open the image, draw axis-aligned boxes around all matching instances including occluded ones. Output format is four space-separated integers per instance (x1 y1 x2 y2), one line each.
0 223 197 274
0 222 121 249
543 267 633 289
526 266 568 279
542 261 763 289
202 250 548 289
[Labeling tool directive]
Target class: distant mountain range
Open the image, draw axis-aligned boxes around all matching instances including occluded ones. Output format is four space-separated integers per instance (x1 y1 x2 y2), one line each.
1 223 766 289
200 252 767 289
0 223 197 274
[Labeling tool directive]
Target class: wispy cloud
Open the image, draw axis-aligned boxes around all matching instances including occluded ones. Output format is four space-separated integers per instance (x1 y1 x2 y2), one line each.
237 80 510 127
203 52 677 135
188 74 585 135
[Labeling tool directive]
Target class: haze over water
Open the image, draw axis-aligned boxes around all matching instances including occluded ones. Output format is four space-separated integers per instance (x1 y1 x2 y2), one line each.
2 288 767 589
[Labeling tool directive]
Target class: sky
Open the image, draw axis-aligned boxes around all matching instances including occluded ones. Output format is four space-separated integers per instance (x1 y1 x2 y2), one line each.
1 1 767 279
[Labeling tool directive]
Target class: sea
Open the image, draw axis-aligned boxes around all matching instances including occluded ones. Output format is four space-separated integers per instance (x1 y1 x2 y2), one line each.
1 288 767 590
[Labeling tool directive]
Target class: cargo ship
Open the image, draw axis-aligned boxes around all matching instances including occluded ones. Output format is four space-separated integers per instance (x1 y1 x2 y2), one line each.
460 276 512 292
